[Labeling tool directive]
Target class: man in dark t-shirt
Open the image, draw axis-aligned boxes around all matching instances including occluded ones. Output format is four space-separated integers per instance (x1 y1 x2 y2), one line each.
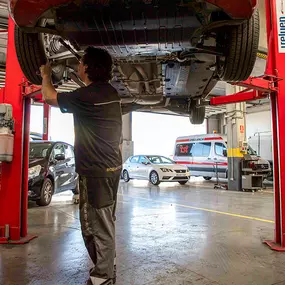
40 47 122 285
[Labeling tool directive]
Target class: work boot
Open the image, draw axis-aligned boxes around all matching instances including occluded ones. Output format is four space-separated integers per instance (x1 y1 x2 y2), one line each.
73 194 80 204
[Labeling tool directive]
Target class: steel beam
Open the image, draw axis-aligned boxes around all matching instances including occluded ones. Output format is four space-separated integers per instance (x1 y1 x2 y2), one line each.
232 76 278 92
210 90 268 106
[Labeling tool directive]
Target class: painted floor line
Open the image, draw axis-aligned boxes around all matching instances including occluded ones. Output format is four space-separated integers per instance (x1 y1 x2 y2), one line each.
118 194 274 224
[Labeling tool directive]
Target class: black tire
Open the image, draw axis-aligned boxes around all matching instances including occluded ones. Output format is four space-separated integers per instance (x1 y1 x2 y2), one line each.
36 178 54 206
189 100 205 125
14 26 65 85
217 10 259 82
123 170 130 182
203 176 212 181
179 181 188 185
150 171 160 186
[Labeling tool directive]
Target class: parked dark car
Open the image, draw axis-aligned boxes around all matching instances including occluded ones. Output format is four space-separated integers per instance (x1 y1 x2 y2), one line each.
28 141 78 206
10 0 259 124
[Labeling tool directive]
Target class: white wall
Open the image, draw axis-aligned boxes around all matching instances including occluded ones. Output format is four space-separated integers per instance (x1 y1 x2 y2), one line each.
30 105 43 134
246 110 272 160
246 110 271 138
132 112 206 157
50 107 74 145
30 105 75 144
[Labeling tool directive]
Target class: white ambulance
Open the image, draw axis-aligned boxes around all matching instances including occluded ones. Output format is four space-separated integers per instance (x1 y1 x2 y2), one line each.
173 134 271 180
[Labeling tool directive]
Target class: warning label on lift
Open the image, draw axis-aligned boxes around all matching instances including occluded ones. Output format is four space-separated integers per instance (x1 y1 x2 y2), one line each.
277 0 285 52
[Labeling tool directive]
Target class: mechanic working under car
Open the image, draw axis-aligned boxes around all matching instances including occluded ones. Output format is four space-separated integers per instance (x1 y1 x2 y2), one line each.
40 47 122 285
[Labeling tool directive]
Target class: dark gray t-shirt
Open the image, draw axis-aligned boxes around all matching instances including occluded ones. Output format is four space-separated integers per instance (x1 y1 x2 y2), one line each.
57 82 122 177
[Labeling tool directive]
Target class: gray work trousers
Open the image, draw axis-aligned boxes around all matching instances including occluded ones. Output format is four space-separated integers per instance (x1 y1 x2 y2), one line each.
79 174 120 280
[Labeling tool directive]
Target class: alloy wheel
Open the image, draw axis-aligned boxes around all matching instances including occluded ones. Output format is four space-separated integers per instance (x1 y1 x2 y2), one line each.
123 171 129 182
44 182 53 203
150 172 158 185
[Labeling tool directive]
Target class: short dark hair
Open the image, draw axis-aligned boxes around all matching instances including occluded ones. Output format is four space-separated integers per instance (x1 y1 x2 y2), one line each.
82 47 113 82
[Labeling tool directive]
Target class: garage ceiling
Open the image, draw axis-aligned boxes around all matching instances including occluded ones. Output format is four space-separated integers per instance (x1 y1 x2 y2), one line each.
0 2 269 118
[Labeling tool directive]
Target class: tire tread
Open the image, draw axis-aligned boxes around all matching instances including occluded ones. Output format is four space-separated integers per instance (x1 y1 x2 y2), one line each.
220 10 259 82
15 26 45 85
14 26 65 85
189 101 205 125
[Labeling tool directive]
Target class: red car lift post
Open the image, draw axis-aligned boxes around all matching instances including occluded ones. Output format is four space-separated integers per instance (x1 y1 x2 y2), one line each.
0 87 4 102
263 0 285 252
210 0 285 251
0 18 36 244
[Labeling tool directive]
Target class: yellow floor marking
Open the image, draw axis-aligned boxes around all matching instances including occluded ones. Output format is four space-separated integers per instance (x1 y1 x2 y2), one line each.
118 194 274 224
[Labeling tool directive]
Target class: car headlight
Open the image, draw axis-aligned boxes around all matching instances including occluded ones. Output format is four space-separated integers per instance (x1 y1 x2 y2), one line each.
160 168 172 172
28 165 42 179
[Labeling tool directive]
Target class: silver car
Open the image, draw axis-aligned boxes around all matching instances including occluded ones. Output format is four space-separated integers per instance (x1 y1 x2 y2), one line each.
122 155 190 186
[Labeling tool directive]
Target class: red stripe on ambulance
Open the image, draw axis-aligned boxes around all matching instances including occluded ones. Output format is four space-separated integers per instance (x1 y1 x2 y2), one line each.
176 137 223 143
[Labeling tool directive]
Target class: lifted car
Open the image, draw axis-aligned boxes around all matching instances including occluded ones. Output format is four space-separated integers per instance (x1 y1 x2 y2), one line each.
10 0 259 124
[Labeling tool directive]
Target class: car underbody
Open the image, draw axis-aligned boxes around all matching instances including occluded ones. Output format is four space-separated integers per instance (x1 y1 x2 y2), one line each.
13 0 259 123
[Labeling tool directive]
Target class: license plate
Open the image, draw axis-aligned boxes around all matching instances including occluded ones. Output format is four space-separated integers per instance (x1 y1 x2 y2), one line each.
177 173 185 176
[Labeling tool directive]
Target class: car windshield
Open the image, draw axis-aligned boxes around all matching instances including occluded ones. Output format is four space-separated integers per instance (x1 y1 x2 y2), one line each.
147 156 174 164
29 143 52 159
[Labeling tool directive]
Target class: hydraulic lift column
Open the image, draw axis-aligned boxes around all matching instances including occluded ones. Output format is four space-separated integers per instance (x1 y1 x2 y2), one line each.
0 18 36 243
226 85 246 191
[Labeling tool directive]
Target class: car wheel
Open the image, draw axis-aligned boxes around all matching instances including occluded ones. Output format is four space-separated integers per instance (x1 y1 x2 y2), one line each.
189 100 205 125
123 170 130 182
14 26 65 85
203 176 212 181
36 178 54 206
150 171 160 186
179 181 188 185
217 9 259 82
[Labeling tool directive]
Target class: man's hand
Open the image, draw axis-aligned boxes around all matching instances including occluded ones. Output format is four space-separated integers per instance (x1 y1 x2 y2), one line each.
40 62 58 107
40 62 52 80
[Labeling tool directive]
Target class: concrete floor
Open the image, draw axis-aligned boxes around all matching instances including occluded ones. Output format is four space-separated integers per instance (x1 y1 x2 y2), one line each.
0 178 283 285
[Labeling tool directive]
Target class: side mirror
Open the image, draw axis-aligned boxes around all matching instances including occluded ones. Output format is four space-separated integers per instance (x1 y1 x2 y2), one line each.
223 150 228 157
55 154 65 161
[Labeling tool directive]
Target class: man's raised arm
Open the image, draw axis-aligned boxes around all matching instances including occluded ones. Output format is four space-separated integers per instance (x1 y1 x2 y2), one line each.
40 63 58 107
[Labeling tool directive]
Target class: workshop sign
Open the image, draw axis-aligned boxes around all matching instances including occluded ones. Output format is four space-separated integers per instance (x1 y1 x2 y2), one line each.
277 0 285 52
